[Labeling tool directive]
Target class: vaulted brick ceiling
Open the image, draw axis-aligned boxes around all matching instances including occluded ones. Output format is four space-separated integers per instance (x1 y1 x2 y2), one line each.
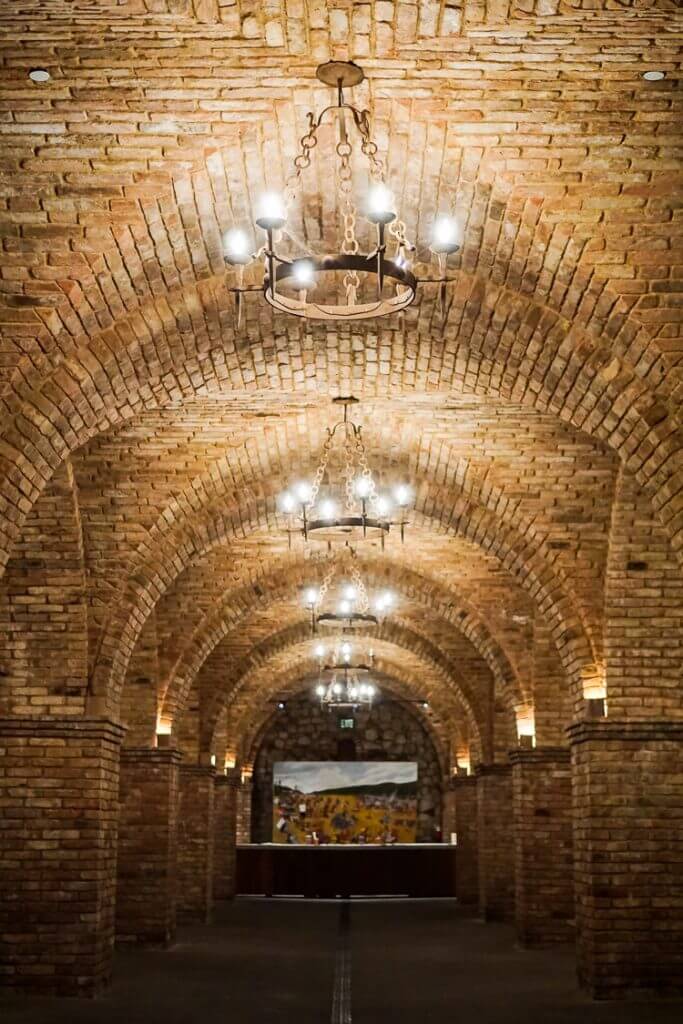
1 0 681 766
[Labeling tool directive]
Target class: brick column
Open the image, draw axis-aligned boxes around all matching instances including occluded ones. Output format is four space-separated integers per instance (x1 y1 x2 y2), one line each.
236 777 253 843
510 747 573 947
452 775 478 905
476 763 514 921
116 747 181 946
570 720 683 999
178 764 215 924
213 772 239 900
0 718 123 996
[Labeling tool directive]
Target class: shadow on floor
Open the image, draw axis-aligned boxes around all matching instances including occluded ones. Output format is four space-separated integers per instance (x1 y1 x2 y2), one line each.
0 900 681 1023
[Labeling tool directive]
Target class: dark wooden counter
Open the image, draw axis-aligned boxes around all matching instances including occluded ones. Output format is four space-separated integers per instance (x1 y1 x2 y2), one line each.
235 844 457 898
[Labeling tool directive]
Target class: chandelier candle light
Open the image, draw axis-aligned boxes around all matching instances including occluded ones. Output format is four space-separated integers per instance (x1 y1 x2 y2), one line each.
279 397 412 547
223 60 460 322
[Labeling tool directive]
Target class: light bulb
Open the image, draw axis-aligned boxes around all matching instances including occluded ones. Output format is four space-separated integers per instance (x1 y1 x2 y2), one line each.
431 214 460 254
277 701 286 710
394 483 411 507
375 494 392 517
355 476 372 499
255 191 286 230
341 642 352 659
333 683 343 696
223 227 251 265
294 481 312 504
279 491 296 514
422 701 429 710
367 182 396 223
292 259 315 287
314 644 326 659
366 684 375 697
316 684 325 698
339 599 352 615
382 589 394 607
304 587 318 607
319 498 337 520
343 584 356 601
349 688 358 700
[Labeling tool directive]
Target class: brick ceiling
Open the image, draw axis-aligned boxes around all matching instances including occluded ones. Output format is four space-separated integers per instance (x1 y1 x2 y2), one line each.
0 0 681 766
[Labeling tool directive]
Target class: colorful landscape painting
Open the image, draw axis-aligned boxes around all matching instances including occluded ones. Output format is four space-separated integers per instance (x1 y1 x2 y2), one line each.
272 762 418 844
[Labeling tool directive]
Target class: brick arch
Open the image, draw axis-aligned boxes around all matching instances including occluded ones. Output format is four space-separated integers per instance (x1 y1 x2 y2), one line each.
158 554 523 727
240 675 459 785
0 266 680 592
217 640 486 768
92 461 594 717
194 618 489 760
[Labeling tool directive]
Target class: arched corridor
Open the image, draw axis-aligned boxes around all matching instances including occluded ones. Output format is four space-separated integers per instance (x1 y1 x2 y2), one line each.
0 0 682 1015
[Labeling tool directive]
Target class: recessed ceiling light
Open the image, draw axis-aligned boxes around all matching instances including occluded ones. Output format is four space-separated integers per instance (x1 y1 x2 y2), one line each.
642 70 665 81
28 68 51 83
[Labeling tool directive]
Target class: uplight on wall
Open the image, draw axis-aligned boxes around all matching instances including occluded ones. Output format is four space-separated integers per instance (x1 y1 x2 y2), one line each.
455 747 471 776
156 715 172 747
583 681 608 719
515 705 536 749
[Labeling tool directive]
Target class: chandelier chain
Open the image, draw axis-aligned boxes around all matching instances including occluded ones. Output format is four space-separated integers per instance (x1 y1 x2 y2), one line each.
309 428 335 506
284 111 320 209
357 109 385 182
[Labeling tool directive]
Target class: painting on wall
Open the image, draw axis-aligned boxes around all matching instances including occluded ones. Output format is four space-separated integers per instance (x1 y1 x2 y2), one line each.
272 761 418 844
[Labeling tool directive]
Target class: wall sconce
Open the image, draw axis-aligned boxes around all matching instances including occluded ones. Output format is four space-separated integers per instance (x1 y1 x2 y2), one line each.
584 682 607 719
241 765 253 784
156 715 172 748
516 705 536 748
455 748 471 776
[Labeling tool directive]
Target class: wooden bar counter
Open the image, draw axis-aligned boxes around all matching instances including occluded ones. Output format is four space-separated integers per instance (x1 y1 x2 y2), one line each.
235 844 457 898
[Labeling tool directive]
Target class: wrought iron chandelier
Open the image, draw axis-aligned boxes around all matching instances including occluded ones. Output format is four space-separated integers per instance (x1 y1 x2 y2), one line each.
279 397 411 547
223 60 460 322
315 665 378 709
303 556 396 633
313 639 376 707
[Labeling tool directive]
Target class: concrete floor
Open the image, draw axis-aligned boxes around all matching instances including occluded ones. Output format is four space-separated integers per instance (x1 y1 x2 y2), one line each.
1 900 682 1023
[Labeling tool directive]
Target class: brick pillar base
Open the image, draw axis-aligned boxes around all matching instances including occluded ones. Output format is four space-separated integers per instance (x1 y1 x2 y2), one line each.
570 720 683 999
116 747 181 946
178 765 215 924
510 746 574 947
452 775 478 905
477 763 514 921
213 773 238 900
0 717 124 996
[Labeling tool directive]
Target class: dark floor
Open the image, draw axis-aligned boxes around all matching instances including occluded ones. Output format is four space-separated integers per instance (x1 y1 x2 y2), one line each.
1 900 682 1023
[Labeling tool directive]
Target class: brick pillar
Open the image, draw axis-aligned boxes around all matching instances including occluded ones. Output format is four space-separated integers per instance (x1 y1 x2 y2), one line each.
236 778 253 843
178 764 215 924
213 772 238 900
476 763 514 921
570 720 683 999
452 775 478 905
0 718 123 996
510 747 574 947
116 747 181 946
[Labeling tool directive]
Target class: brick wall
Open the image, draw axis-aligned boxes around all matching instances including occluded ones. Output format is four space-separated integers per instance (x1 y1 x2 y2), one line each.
477 764 514 922
511 747 574 946
177 765 215 924
116 747 181 946
0 718 123 995
570 720 683 999
213 773 238 900
452 775 479 905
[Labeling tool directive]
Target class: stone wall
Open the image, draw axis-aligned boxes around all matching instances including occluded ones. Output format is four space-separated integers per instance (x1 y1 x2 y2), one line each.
251 696 443 843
